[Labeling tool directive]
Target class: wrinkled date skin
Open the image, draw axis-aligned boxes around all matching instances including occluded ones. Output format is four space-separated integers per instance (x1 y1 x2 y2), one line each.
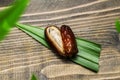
61 25 78 57
45 25 78 58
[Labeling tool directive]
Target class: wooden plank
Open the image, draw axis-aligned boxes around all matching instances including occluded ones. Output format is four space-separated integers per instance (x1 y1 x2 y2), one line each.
0 0 120 80
0 0 13 7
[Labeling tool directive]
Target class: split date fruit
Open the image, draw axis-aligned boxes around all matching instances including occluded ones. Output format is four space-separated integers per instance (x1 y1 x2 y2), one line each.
45 25 78 58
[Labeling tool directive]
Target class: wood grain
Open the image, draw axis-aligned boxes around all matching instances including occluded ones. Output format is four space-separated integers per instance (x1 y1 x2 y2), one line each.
0 0 120 80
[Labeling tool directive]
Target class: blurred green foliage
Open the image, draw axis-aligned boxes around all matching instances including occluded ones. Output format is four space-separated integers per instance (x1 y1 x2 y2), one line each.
0 0 29 41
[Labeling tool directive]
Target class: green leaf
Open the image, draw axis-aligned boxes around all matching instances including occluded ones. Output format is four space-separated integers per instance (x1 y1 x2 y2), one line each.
16 23 49 48
0 21 10 40
31 74 37 80
16 23 101 72
71 56 99 72
0 0 29 41
115 19 120 33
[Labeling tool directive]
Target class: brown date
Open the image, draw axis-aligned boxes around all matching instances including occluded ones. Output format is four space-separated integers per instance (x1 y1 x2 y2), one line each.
45 25 78 58
61 25 78 57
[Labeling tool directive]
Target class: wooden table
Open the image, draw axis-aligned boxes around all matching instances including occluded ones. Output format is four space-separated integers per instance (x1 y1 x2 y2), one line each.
0 0 120 80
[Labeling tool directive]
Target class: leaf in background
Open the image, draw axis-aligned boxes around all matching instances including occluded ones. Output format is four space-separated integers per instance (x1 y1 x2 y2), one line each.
0 0 29 41
0 21 10 40
31 74 37 80
16 23 101 72
115 19 120 33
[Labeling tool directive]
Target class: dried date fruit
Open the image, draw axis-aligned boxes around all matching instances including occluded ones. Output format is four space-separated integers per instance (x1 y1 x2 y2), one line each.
45 25 78 58
61 25 78 57
45 26 64 54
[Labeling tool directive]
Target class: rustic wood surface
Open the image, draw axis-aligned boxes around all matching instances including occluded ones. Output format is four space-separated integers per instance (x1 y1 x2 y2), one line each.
0 0 120 80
